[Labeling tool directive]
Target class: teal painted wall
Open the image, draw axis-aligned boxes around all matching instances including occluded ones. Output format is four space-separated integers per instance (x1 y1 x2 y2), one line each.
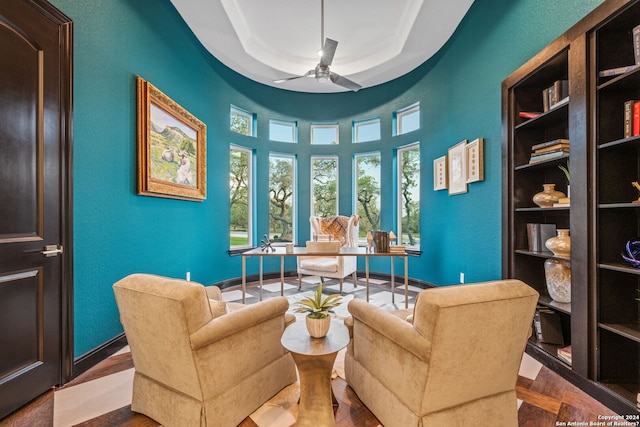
50 0 603 357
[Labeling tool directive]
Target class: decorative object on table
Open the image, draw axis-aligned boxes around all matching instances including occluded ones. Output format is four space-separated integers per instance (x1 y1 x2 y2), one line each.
388 231 397 244
447 140 467 195
533 183 566 208
632 181 640 203
544 258 571 303
294 283 343 338
433 155 448 190
366 231 373 252
621 237 640 268
260 234 275 252
545 229 571 258
527 223 557 252
465 138 484 183
372 230 389 253
285 243 294 253
389 245 406 253
136 76 207 201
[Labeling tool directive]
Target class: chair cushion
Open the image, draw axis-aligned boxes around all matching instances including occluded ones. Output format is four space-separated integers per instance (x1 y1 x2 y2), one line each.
299 257 339 273
208 299 228 318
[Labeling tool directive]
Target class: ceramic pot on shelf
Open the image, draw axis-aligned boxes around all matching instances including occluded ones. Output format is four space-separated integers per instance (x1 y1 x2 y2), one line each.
544 258 571 303
545 229 571 258
306 316 331 338
533 183 566 208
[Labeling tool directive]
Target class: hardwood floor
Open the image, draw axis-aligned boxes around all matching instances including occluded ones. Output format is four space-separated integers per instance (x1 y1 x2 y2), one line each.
0 277 622 426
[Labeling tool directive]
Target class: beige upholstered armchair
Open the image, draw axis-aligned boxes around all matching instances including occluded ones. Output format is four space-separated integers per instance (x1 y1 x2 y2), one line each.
112 274 297 427
297 214 360 292
344 279 539 427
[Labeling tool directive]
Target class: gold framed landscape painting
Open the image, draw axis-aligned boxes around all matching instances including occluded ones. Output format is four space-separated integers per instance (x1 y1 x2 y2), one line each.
137 76 206 201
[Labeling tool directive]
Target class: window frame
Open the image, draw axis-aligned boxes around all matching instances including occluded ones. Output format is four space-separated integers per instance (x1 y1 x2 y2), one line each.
269 118 298 143
353 151 382 242
353 117 381 143
268 152 297 242
230 105 255 137
396 142 421 250
394 103 420 136
310 123 339 145
310 155 339 217
229 145 253 250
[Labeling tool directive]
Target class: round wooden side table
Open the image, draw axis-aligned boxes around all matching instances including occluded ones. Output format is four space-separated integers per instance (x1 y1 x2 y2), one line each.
281 320 349 427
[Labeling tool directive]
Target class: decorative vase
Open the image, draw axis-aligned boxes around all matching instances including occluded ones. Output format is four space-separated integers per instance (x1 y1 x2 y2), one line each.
544 258 571 303
533 184 566 208
306 316 331 338
545 229 571 258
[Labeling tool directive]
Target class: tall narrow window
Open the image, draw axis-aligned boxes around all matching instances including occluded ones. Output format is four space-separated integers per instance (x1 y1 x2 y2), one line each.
269 119 297 143
229 146 252 248
311 124 339 145
311 156 338 217
394 103 420 135
354 153 381 238
353 117 380 143
230 105 254 136
397 143 420 249
269 153 296 242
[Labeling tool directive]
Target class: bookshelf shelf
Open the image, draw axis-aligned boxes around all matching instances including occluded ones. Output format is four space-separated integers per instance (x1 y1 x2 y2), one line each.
503 0 640 415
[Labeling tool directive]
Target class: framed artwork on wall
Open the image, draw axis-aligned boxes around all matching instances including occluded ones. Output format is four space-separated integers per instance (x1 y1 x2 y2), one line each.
433 155 448 190
448 140 467 195
466 138 484 183
137 76 207 201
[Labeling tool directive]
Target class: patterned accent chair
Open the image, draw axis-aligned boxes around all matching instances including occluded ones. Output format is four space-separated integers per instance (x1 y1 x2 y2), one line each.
344 279 539 427
297 214 359 292
113 274 297 427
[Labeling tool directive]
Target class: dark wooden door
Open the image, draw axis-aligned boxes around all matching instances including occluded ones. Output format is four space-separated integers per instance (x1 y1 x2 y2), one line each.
0 0 73 419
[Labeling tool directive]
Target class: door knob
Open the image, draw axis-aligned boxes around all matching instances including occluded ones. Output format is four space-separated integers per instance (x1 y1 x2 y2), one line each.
41 245 63 257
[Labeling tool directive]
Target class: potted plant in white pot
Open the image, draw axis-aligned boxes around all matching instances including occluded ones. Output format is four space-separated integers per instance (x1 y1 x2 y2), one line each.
295 283 343 338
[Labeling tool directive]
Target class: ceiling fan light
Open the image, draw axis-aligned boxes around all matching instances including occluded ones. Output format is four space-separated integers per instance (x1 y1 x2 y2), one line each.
317 48 323 57
317 76 329 84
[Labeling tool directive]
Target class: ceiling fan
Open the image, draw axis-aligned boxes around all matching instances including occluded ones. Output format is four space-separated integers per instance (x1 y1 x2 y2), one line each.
273 0 362 92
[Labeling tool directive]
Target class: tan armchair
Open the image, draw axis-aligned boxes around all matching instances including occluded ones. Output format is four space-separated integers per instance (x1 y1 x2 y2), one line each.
112 274 297 427
344 279 539 427
297 214 359 292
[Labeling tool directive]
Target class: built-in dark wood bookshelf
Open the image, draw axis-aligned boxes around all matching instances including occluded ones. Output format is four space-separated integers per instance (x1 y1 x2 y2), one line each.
503 0 640 415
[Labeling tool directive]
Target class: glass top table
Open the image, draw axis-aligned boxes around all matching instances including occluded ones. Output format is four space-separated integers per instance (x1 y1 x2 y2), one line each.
241 245 409 308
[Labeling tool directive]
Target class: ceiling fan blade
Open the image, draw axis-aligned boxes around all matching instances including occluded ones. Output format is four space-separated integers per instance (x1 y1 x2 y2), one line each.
274 70 314 83
329 71 362 92
319 38 338 67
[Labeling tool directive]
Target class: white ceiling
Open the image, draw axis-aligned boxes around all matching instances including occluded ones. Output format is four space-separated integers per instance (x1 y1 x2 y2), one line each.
170 0 475 93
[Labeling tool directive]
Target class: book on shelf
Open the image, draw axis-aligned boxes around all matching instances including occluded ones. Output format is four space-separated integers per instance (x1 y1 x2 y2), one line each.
533 306 564 345
389 245 405 253
519 111 541 119
542 80 569 112
634 24 640 65
553 197 570 208
634 102 640 137
557 345 572 365
598 64 639 77
624 100 638 138
529 150 568 164
531 139 570 151
534 145 570 155
526 223 556 252
552 80 568 105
